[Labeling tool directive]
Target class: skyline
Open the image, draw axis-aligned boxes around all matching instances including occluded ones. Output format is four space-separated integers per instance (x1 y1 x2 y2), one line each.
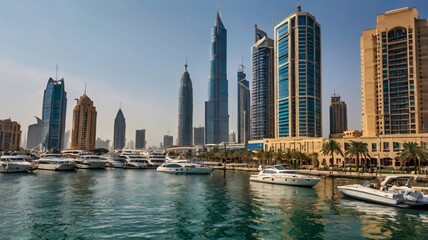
1 0 428 147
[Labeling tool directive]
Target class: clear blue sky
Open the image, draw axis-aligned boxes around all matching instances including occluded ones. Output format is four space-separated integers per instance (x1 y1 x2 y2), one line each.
0 0 427 147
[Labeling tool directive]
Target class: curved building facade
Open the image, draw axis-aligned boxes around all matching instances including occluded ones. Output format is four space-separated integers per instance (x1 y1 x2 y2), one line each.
274 6 322 138
114 108 126 149
177 63 193 146
237 65 250 144
42 78 67 152
205 13 229 144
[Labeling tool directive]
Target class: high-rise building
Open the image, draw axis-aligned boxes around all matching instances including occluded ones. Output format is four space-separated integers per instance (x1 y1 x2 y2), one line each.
251 25 275 140
229 131 236 143
329 93 348 136
0 119 21 152
27 116 43 149
177 63 193 146
193 127 204 145
95 137 110 149
135 129 146 149
237 64 250 144
361 7 428 136
163 135 173 148
42 78 67 151
113 108 126 149
71 94 97 151
64 130 70 149
205 13 229 144
274 5 322 138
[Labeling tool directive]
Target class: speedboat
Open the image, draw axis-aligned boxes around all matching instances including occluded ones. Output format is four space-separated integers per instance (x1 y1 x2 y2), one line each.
74 154 107 169
157 160 213 175
120 154 149 169
0 155 34 173
249 165 321 187
338 175 428 208
36 153 75 171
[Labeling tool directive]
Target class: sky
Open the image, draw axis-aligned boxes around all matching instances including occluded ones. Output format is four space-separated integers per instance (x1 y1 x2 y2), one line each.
0 0 427 148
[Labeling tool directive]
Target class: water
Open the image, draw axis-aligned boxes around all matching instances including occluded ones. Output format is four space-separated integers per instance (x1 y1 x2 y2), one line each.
1 170 427 239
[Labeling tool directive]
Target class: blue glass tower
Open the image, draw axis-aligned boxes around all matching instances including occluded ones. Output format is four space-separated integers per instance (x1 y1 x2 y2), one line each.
237 65 250 144
251 26 275 140
114 108 126 149
274 5 322 138
178 63 193 146
205 13 229 144
42 78 67 151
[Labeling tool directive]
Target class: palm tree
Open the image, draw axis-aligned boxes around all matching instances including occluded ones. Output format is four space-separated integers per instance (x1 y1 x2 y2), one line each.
284 148 294 167
345 140 371 172
265 150 274 166
275 149 284 164
256 150 265 167
320 139 344 169
399 142 428 174
308 152 319 169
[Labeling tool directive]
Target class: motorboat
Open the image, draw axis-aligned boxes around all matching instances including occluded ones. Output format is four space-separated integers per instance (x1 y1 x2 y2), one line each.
0 155 34 173
105 155 126 168
157 160 213 175
249 165 321 187
74 154 107 169
338 175 428 208
36 153 75 171
142 151 166 168
120 154 149 169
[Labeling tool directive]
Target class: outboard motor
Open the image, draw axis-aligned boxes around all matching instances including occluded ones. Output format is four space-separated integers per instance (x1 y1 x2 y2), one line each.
403 190 423 202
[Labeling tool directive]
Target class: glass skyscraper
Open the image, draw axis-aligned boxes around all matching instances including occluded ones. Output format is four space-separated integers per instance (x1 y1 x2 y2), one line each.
113 108 126 149
205 13 229 144
274 6 322 138
237 65 250 144
42 78 67 152
251 26 274 140
177 63 193 146
329 93 348 136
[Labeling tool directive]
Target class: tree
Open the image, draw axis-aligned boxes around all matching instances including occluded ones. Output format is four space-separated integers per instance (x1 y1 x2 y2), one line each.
256 150 265 166
274 149 284 164
265 150 274 166
320 139 343 169
308 152 319 169
399 142 428 174
284 148 294 167
345 140 371 172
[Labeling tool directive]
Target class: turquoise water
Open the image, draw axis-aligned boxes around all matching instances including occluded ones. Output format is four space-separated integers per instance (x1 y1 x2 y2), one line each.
1 169 427 239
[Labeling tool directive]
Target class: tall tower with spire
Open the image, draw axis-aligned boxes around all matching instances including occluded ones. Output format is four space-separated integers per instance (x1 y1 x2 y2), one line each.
237 64 250 144
205 12 229 144
177 62 193 146
113 108 126 149
71 92 97 151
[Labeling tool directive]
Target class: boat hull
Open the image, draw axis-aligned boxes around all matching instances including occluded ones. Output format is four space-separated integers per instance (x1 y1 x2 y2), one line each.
338 185 404 206
157 167 212 175
249 175 320 187
75 161 106 169
0 163 32 173
37 163 75 171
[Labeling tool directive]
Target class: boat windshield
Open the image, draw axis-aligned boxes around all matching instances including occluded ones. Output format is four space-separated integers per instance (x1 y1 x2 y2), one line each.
273 165 285 170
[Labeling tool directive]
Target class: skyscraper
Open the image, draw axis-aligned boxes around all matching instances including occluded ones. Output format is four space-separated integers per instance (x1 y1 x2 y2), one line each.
113 108 126 149
193 126 204 145
0 119 21 152
71 93 97 151
177 63 193 146
163 135 173 148
27 116 43 149
274 5 322 138
42 78 67 151
329 93 348 136
361 7 428 136
135 129 146 149
205 13 229 144
251 25 275 140
237 64 250 144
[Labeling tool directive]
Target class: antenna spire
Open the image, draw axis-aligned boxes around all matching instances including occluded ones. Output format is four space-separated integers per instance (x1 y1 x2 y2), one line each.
84 82 87 95
55 64 58 80
185 58 188 71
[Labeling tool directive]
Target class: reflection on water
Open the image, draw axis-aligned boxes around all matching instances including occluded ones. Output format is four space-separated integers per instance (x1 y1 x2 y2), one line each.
1 170 428 239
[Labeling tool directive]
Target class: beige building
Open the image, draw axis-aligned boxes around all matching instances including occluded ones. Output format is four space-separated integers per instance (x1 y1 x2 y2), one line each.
71 94 97 151
0 119 22 152
361 7 428 137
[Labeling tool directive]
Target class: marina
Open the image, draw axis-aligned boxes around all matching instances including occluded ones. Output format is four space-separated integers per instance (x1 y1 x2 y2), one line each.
1 169 427 239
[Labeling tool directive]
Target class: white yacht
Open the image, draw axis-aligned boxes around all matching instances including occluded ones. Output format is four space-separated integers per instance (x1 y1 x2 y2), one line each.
157 160 213 175
142 151 166 168
249 165 321 187
36 154 75 171
105 155 126 168
120 154 149 169
74 154 107 169
338 175 428 208
0 155 34 173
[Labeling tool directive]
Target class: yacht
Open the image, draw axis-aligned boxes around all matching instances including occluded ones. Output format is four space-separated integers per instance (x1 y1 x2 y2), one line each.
36 153 75 171
105 155 126 168
120 154 149 169
338 175 428 208
0 155 34 173
142 151 166 168
249 165 321 187
74 154 107 169
157 160 213 175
